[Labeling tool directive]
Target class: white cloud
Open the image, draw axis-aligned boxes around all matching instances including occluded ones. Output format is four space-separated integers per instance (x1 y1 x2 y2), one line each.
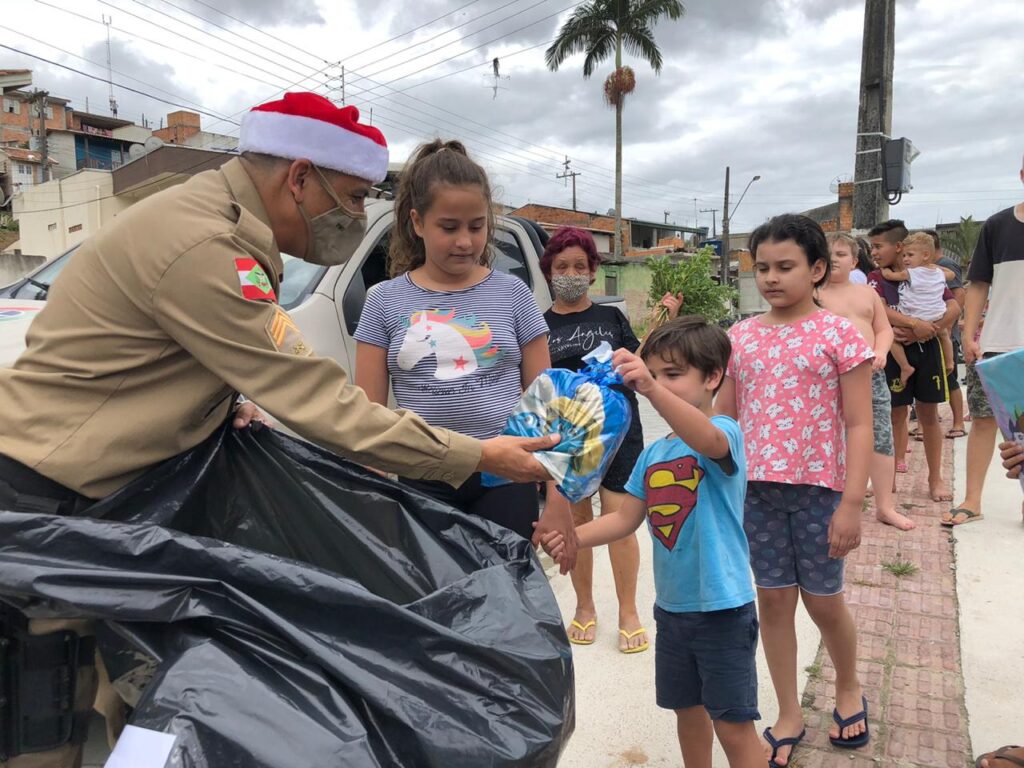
6 0 1022 233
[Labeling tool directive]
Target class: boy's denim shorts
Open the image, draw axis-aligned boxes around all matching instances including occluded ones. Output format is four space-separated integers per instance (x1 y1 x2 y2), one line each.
744 481 845 596
654 601 760 721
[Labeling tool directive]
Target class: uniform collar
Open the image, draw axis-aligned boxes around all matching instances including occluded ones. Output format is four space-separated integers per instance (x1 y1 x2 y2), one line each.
220 158 283 278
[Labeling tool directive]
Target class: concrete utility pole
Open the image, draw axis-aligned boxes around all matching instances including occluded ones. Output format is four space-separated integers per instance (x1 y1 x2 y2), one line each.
700 208 718 237
720 165 731 285
32 90 50 183
556 156 581 211
853 0 895 230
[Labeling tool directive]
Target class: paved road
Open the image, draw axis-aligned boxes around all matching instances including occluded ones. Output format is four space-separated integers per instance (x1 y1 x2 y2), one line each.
953 420 1024 759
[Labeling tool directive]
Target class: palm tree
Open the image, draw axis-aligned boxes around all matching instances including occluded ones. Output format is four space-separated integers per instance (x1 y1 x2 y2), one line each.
938 215 982 269
546 0 685 260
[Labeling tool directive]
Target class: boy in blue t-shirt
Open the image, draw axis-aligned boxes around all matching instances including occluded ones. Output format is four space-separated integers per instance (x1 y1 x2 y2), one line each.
540 316 761 767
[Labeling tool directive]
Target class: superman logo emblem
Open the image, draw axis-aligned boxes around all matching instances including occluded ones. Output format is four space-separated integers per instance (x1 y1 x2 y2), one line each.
644 455 704 550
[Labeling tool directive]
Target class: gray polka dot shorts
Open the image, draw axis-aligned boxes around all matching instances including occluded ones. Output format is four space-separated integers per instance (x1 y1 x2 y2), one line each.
744 481 845 596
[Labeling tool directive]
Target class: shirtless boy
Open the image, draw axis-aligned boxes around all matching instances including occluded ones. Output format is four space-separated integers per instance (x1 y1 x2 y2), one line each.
820 232 915 530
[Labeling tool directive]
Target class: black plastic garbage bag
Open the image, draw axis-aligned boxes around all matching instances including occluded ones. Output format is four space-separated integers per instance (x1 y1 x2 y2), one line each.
0 426 574 767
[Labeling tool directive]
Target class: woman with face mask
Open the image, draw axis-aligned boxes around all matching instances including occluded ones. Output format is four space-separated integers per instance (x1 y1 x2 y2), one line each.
540 226 680 653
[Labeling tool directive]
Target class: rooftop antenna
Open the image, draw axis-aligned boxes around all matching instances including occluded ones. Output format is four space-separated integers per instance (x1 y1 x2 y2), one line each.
102 14 118 117
483 57 510 100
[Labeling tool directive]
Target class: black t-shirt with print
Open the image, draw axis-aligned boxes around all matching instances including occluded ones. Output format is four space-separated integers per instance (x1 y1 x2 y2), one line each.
544 303 642 427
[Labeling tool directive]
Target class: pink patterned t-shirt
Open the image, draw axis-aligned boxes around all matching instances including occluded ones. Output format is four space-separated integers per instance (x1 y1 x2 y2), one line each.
726 309 873 491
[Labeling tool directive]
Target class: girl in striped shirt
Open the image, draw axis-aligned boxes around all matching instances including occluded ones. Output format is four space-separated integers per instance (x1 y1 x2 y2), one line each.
354 140 551 539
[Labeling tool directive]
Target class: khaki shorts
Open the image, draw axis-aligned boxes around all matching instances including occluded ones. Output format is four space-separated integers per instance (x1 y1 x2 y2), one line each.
965 353 1002 419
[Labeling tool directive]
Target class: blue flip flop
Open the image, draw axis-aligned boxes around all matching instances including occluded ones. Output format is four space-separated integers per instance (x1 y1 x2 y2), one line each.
830 695 871 749
764 726 806 768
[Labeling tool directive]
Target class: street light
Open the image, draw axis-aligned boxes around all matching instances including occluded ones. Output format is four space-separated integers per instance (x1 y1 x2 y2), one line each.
731 175 762 222
720 171 761 290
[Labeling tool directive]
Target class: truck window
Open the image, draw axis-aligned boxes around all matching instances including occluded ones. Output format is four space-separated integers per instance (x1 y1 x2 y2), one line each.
341 226 533 336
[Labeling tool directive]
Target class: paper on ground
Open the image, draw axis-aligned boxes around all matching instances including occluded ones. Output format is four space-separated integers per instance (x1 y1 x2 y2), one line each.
104 724 176 768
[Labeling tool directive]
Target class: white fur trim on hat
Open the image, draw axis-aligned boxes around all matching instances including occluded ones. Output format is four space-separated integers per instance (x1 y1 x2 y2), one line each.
239 110 389 183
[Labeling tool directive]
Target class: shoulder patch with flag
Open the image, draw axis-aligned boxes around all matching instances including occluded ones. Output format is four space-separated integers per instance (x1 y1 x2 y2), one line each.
235 258 276 301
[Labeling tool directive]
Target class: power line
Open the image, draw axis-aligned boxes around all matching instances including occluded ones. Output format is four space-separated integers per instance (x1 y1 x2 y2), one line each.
341 0 488 65
96 0 319 86
347 0 543 86
144 0 320 72
0 44 241 124
352 2 583 98
0 24 236 122
35 1 306 92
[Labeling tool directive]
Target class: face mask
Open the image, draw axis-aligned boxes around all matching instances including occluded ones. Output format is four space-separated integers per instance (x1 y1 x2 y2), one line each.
550 274 591 303
296 165 367 266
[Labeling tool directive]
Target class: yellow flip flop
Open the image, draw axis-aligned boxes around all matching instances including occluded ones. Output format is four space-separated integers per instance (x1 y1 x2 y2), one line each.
568 619 596 645
619 627 650 654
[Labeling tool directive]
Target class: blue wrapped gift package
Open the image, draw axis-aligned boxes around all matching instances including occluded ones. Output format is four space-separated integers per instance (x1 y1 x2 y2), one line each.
484 342 632 502
976 347 1024 492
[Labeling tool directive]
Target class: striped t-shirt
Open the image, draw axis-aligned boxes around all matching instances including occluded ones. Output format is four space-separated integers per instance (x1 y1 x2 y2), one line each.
354 271 549 439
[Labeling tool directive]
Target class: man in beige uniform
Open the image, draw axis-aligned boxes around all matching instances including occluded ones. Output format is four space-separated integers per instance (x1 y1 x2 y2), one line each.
0 93 561 767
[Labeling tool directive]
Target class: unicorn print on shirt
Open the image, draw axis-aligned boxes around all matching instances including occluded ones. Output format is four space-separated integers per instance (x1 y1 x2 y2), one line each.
398 309 503 380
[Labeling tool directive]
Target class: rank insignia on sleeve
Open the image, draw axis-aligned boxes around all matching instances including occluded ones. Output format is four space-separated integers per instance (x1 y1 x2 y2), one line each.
235 258 277 301
266 305 313 356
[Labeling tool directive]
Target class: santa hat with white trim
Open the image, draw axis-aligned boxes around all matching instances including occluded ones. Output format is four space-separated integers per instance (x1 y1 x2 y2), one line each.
238 92 389 183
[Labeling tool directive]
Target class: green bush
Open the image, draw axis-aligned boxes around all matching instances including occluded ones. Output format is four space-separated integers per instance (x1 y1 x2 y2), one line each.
646 246 736 324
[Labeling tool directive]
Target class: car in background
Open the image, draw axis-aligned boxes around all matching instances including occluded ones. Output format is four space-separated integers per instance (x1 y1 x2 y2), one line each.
0 245 80 301
0 204 627 370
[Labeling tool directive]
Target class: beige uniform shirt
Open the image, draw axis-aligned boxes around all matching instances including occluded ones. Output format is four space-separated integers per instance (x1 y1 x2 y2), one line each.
0 159 481 498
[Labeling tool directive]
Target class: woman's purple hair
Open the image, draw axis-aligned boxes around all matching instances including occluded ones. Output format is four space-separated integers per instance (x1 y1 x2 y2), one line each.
539 226 602 278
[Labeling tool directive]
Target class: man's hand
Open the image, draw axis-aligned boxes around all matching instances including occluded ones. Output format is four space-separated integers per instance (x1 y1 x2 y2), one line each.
533 487 578 573
612 348 656 396
233 402 271 429
478 434 559 483
828 500 862 558
963 338 982 365
910 319 939 342
999 441 1023 479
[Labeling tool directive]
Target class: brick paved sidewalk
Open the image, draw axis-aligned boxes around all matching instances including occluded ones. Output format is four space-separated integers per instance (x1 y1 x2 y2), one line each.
793 433 972 768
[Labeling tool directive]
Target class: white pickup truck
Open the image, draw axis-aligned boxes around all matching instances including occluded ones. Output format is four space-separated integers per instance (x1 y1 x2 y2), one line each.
0 201 626 371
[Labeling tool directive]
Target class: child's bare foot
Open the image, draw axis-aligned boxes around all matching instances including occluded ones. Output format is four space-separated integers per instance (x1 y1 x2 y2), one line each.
898 363 915 387
567 609 597 644
877 506 916 530
929 479 953 502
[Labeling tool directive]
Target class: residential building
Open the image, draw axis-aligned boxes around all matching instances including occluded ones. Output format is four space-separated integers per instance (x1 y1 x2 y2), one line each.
508 202 705 258
13 144 234 257
1 146 59 199
154 110 238 151
800 181 854 233
47 111 142 177
1 87 69 150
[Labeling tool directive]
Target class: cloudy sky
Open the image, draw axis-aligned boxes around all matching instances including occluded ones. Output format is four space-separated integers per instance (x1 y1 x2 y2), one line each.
5 0 1022 234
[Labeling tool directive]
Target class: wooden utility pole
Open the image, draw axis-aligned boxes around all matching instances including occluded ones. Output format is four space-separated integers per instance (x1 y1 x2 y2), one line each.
853 0 895 230
556 156 581 211
720 166 731 285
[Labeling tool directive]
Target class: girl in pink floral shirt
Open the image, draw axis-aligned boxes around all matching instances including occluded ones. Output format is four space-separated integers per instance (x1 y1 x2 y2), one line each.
718 214 873 766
